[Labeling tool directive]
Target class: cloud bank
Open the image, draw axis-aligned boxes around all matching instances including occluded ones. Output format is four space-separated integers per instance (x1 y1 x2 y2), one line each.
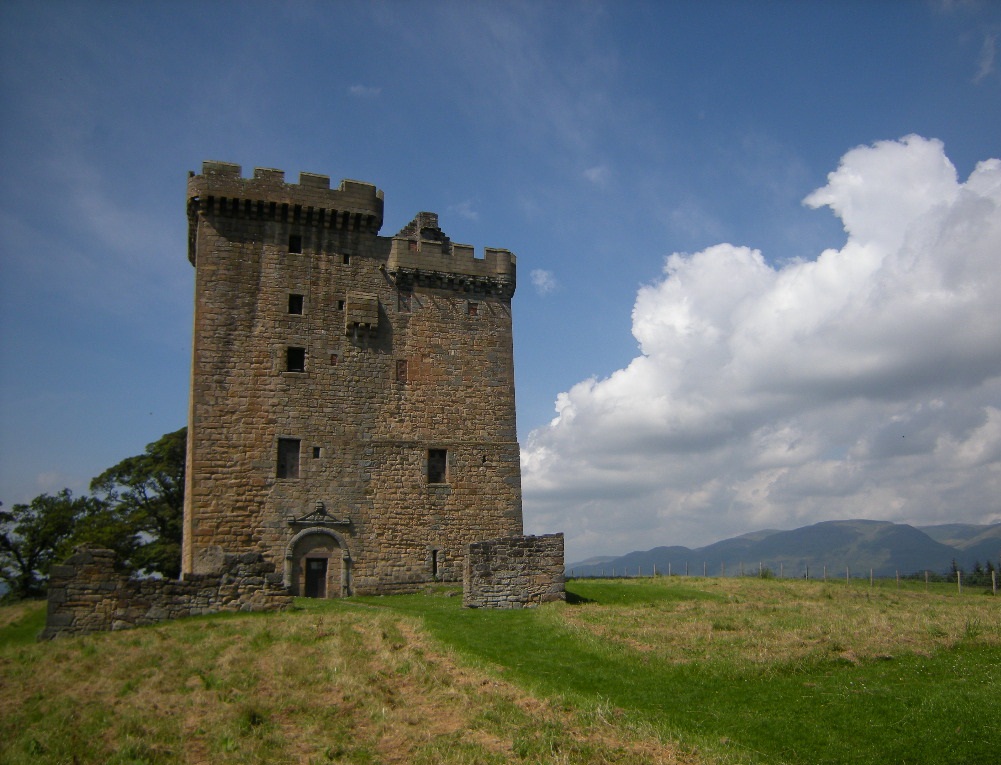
522 136 1001 561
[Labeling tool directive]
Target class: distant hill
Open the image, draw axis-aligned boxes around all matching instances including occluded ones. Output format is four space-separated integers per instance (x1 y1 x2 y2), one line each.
567 520 1001 579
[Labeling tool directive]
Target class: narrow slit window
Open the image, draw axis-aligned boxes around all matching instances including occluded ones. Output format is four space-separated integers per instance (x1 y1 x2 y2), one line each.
277 438 300 478
342 254 351 265
287 346 306 372
427 449 447 484
289 234 302 253
312 446 322 459
288 293 304 314
337 300 345 310
396 359 408 383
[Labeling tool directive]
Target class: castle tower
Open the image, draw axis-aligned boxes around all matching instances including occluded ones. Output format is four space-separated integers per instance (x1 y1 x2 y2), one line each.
182 162 522 595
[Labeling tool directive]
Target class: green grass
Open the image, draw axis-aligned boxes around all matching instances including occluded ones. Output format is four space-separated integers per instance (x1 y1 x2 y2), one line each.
3 578 999 764
0 599 47 647
354 577 1001 765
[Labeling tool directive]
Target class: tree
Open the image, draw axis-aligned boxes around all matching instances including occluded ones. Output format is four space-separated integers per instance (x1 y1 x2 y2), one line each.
89 427 186 578
0 490 101 600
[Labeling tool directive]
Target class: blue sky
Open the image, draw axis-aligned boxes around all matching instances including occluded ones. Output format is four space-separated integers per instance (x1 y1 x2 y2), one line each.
2 1 1000 563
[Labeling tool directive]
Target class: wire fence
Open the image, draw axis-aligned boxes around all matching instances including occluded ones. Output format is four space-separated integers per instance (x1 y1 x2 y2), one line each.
567 562 999 595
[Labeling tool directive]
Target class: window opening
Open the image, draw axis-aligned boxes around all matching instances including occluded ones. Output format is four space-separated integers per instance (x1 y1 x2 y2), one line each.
286 346 306 372
342 254 351 265
396 359 408 383
337 300 345 310
289 234 302 253
431 549 439 579
428 449 447 484
330 353 339 365
288 293 304 314
467 301 479 316
312 446 322 459
277 438 300 478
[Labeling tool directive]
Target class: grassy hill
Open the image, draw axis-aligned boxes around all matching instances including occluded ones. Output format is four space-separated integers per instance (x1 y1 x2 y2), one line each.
2 577 1000 764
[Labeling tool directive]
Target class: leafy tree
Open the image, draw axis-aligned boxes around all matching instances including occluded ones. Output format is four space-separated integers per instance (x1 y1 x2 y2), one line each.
0 490 102 600
89 427 186 578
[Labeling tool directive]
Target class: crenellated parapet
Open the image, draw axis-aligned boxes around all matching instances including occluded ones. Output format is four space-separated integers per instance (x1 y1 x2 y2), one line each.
387 212 517 298
186 161 385 265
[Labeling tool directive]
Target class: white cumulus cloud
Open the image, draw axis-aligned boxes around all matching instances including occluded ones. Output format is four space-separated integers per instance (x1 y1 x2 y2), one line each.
531 269 558 296
523 136 1001 562
348 84 381 98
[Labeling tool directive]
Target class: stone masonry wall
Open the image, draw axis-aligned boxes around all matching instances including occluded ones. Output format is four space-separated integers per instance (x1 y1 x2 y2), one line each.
41 546 292 639
463 534 565 608
183 162 523 596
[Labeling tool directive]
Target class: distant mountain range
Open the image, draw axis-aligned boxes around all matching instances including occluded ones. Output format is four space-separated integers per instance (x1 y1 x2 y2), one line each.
566 520 1001 579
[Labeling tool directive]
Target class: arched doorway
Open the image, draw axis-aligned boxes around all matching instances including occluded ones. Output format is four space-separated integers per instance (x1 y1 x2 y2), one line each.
285 528 351 598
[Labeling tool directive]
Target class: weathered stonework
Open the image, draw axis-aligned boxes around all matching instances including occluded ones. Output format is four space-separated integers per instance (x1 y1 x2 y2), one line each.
41 546 292 639
463 534 566 608
183 163 524 597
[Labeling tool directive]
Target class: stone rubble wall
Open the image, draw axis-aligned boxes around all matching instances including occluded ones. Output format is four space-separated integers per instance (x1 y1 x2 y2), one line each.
463 534 565 609
41 546 293 639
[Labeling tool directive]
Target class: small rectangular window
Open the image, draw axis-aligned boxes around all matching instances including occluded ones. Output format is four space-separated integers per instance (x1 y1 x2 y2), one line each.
289 234 302 254
428 449 447 484
467 301 479 316
337 300 345 310
342 254 351 265
277 438 300 478
396 359 408 383
287 346 306 372
288 294 304 314
312 446 322 459
330 353 339 365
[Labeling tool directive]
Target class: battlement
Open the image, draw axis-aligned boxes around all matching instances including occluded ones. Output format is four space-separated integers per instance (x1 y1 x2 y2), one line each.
387 213 517 298
187 162 384 263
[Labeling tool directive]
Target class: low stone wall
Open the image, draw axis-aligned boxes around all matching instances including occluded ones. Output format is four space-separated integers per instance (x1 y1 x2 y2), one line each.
463 533 565 608
41 546 293 639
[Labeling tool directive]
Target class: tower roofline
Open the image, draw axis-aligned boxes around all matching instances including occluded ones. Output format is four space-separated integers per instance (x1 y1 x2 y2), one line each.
186 161 384 264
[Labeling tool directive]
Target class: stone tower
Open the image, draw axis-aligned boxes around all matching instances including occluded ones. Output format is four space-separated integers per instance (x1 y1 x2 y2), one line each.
182 162 522 596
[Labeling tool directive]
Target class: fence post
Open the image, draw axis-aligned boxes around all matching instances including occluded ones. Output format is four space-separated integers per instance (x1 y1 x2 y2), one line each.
653 564 657 577
992 570 997 595
896 570 900 589
957 569 962 594
668 562 672 576
806 565 809 581
704 561 707 577
925 570 929 592
870 569 874 588
780 563 784 578
846 566 850 585
823 565 827 582
685 561 689 576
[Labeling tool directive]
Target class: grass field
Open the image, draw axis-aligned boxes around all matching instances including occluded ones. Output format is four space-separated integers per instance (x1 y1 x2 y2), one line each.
1 576 998 764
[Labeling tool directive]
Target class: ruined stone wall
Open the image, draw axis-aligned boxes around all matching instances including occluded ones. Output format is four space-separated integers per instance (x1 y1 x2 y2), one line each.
463 534 566 608
183 163 523 596
42 547 292 639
